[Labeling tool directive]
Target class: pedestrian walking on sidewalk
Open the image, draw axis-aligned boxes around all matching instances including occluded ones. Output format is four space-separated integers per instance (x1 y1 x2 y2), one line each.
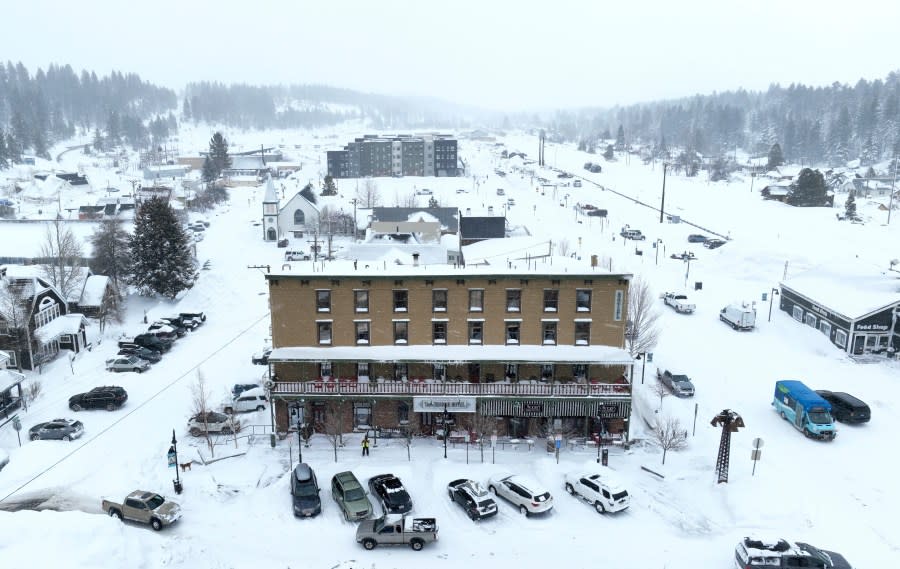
362 435 370 457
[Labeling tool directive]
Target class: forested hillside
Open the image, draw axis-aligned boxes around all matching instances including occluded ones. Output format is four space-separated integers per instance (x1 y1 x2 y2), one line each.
548 72 900 166
0 62 176 163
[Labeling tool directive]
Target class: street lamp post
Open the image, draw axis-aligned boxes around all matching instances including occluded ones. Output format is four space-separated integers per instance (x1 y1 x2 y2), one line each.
655 239 663 265
659 162 668 223
170 429 183 494
768 288 780 322
372 399 378 447
684 256 693 288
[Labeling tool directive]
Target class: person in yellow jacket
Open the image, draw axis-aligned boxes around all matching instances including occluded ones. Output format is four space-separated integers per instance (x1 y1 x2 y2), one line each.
362 435 370 456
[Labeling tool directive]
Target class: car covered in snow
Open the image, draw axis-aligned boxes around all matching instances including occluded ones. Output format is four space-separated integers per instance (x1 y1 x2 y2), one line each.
447 479 497 520
734 536 853 569
187 411 240 436
368 473 413 514
105 355 151 373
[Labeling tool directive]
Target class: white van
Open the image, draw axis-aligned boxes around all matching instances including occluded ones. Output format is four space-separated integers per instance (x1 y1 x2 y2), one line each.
620 228 646 240
720 303 756 330
225 387 268 414
284 250 310 261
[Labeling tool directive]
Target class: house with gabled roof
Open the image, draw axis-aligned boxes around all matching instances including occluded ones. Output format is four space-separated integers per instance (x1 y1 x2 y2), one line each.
0 265 89 370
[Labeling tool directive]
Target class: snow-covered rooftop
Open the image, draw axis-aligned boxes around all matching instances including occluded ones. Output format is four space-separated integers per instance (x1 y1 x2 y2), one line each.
268 256 627 278
80 275 109 307
781 264 900 319
34 313 85 343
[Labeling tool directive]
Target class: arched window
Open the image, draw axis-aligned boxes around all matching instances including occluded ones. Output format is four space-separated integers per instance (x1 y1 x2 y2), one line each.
293 209 305 225
266 228 276 241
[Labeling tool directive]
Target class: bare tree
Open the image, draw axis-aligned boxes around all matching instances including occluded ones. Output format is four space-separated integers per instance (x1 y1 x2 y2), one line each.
323 399 345 463
626 276 661 356
556 238 571 257
467 411 497 463
650 378 671 408
394 191 418 208
39 219 85 302
651 417 688 465
190 370 215 457
95 282 124 333
357 179 381 208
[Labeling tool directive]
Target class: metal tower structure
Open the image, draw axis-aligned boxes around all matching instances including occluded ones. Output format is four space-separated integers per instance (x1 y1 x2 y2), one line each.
710 409 745 484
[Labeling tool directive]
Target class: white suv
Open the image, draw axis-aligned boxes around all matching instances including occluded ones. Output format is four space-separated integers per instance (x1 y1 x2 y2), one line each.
487 474 553 516
224 388 268 414
188 412 241 436
564 468 631 513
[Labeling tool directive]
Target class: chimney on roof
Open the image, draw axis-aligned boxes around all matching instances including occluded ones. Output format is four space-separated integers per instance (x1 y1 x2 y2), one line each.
413 252 420 267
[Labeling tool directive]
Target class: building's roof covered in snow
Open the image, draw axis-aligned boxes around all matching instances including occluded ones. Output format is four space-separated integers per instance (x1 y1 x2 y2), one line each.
781 264 900 320
80 275 109 307
35 313 86 343
341 242 448 266
371 207 459 233
262 176 279 203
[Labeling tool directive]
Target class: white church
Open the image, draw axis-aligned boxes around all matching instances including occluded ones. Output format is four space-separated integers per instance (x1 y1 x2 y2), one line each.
261 176 320 242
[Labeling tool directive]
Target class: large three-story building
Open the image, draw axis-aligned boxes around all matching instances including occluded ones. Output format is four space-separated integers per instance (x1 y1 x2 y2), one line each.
326 134 459 179
266 259 633 439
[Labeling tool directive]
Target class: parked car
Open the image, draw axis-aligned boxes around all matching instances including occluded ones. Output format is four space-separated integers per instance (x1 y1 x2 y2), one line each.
662 292 696 314
815 390 871 424
117 346 161 363
105 355 151 373
224 387 268 414
232 383 261 398
415 188 432 195
487 474 553 516
620 228 646 240
29 418 84 441
187 412 241 436
251 347 272 365
356 514 438 551
368 474 413 514
179 311 206 326
507 198 516 206
496 188 505 195
290 463 322 518
118 333 172 353
146 323 179 341
284 250 310 261
447 479 498 520
564 469 631 513
162 315 199 331
657 369 695 397
69 386 128 411
735 537 853 569
455 188 466 194
573 179 582 187
587 209 608 217
103 490 181 531
704 238 727 249
687 234 708 243
720 303 756 330
332 471 373 521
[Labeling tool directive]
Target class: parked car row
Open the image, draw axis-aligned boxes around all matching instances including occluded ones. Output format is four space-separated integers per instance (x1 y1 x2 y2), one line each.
290 463 629 525
114 312 206 370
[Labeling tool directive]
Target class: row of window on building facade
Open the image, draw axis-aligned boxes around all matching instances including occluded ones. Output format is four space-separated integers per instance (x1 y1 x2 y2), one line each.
314 319 595 346
314 361 586 383
314 288 621 315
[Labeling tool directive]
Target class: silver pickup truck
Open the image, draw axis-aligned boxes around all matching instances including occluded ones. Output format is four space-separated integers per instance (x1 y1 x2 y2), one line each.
102 490 182 531
356 513 438 551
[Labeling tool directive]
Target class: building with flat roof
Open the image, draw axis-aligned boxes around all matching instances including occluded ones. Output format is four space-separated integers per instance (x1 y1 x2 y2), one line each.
265 259 634 440
327 134 459 179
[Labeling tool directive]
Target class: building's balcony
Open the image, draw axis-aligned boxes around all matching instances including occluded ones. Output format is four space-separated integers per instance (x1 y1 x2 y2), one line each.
272 378 630 399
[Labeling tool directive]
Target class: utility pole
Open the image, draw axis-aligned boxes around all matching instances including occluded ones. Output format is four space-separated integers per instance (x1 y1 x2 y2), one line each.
888 155 898 225
659 162 667 223
308 232 322 261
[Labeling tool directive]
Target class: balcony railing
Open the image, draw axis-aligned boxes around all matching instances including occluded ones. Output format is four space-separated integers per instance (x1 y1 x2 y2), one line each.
272 380 630 398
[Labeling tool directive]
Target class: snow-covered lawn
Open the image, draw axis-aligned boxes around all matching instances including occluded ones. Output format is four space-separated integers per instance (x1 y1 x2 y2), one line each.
1 127 898 568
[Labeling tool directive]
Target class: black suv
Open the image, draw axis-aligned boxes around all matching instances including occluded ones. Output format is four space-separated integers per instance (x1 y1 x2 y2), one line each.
69 386 128 411
291 463 322 517
119 334 173 353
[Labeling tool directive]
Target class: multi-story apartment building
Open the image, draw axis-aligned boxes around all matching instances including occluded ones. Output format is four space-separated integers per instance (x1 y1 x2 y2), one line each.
326 134 458 179
266 260 634 440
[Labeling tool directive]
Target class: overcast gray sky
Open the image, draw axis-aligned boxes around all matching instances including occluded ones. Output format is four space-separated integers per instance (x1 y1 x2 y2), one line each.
3 0 898 111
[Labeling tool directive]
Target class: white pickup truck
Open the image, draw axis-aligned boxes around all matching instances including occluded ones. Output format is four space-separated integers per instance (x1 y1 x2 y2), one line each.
662 292 696 314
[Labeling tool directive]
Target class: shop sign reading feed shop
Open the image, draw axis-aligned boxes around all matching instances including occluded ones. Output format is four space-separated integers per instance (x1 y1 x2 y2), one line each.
413 397 477 413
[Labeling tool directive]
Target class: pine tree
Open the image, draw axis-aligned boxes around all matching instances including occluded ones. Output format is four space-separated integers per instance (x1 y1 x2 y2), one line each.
106 111 121 146
320 177 337 197
788 168 829 207
615 125 625 150
182 98 192 121
0 128 9 169
6 133 22 163
300 183 318 203
603 144 615 160
89 217 132 291
844 190 857 220
129 197 195 299
207 132 232 179
767 143 785 170
93 128 104 152
201 157 217 185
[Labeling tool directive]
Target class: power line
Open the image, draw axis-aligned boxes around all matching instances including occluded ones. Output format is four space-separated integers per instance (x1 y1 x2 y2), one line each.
0 311 271 504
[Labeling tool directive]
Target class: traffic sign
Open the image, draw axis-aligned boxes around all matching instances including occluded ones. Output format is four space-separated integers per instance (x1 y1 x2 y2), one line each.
752 437 764 449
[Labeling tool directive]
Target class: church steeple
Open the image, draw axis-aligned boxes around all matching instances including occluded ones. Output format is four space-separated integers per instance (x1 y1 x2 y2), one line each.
262 175 279 241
